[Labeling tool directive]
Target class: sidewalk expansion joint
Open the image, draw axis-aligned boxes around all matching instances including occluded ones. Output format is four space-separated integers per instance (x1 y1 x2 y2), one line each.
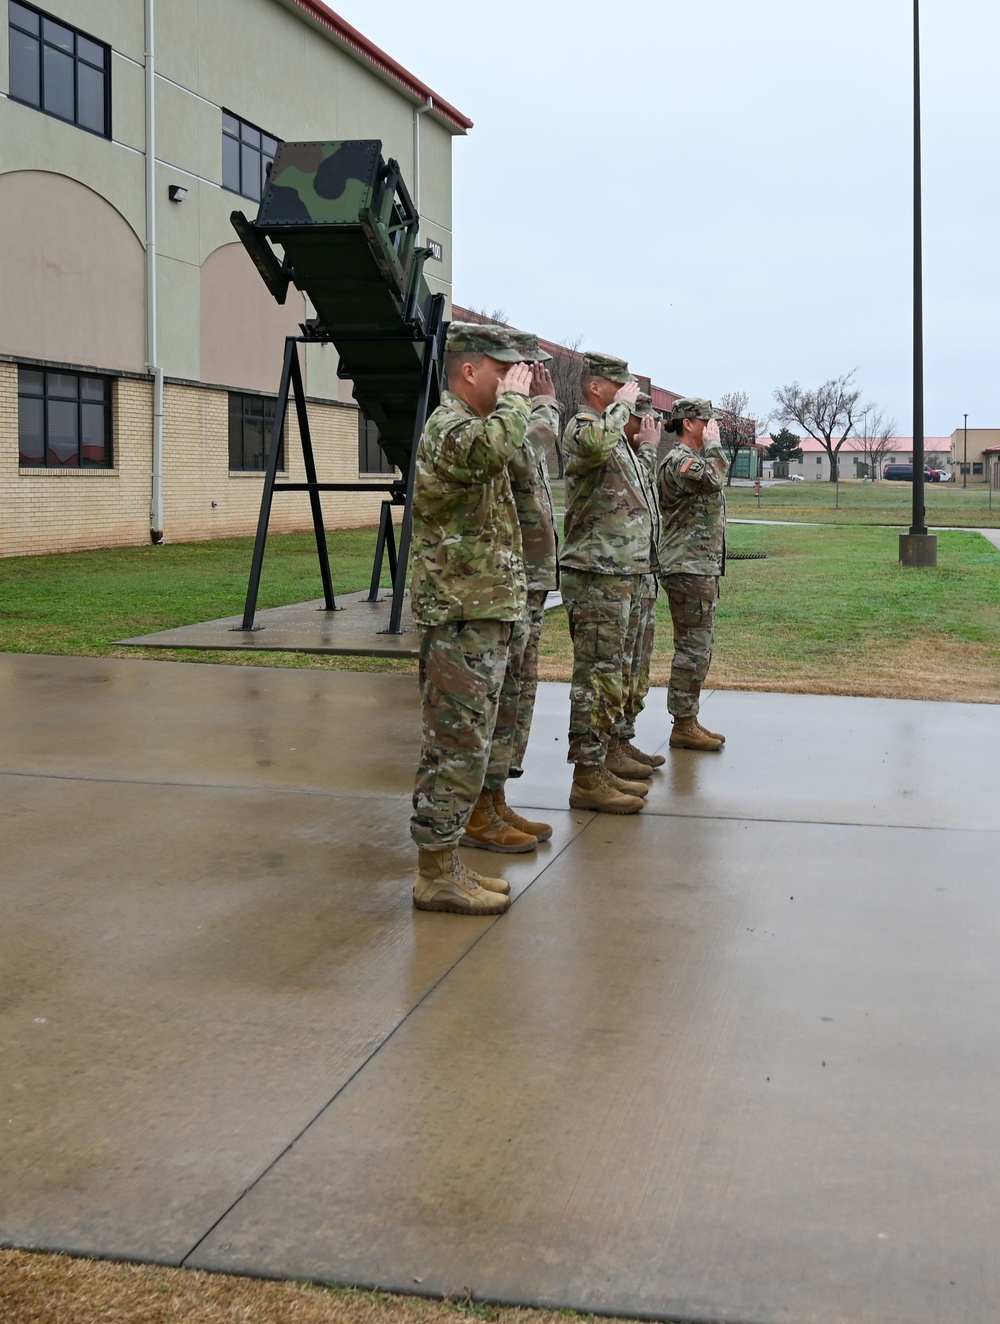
177 830 581 1269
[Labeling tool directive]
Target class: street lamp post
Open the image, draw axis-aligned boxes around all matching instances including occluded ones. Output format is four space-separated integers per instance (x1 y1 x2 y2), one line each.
963 411 968 488
900 0 938 567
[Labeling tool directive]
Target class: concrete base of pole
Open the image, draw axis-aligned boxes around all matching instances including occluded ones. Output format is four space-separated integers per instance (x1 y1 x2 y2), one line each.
899 533 938 566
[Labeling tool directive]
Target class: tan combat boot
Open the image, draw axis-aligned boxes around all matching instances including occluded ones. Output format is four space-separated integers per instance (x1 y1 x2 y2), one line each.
669 715 723 752
604 767 650 798
606 738 653 781
622 738 666 768
569 765 644 814
694 718 726 745
491 788 552 842
460 789 537 853
413 848 511 914
460 857 511 895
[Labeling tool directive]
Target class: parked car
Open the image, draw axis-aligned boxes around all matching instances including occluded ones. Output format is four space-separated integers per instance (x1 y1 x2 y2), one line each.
884 464 939 482
788 473 805 481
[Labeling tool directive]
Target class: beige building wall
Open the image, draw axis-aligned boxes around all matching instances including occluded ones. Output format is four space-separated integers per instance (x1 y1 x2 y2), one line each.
0 172 146 371
950 428 1000 484
1 0 463 558
161 384 386 545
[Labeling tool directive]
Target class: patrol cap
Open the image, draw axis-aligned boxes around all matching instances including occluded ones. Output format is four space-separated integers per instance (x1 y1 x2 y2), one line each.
508 330 552 363
445 322 523 362
630 392 656 419
581 351 633 384
670 396 715 421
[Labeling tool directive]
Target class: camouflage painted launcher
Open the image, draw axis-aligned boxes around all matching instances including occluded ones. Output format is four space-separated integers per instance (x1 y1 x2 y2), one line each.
232 140 437 471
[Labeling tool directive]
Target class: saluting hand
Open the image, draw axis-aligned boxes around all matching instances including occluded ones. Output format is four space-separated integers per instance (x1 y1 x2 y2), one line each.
705 419 721 443
501 362 533 397
637 414 661 445
530 363 554 398
613 380 641 407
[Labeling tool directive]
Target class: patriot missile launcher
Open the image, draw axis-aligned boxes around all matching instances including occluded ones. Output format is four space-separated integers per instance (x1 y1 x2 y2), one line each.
231 140 447 633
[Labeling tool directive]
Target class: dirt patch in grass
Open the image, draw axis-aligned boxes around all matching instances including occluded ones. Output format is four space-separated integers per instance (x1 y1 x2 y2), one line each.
704 634 999 703
0 1249 627 1324
539 633 998 704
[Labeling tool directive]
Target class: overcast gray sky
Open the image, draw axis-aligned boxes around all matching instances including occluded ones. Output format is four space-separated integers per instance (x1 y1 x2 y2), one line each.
336 0 998 436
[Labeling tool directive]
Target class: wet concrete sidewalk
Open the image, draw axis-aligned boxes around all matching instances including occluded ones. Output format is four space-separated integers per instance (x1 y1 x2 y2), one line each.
2 651 999 1324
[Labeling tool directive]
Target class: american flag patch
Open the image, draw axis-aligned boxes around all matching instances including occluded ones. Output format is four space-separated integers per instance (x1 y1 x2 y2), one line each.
680 457 695 473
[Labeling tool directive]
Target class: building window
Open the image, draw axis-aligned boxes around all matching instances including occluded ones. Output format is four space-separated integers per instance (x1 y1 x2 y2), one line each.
222 111 278 202
816 456 822 464
8 2 110 137
358 412 394 474
228 393 285 472
18 367 113 468
973 462 984 475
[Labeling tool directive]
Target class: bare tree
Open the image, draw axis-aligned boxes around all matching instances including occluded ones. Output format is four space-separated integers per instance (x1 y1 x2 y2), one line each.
855 406 898 480
544 333 584 479
773 371 863 482
456 304 509 326
716 390 772 485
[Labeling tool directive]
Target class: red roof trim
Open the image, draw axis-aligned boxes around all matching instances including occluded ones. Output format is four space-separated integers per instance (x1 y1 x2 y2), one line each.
284 0 473 132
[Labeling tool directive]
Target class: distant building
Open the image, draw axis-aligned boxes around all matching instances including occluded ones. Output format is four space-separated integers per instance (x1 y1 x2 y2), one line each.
949 428 1000 485
757 436 952 481
1 0 469 557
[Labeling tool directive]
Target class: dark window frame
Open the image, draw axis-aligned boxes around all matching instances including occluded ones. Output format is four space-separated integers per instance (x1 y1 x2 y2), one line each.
228 392 286 473
8 1 111 138
972 462 984 475
222 109 279 203
358 411 394 475
17 365 114 469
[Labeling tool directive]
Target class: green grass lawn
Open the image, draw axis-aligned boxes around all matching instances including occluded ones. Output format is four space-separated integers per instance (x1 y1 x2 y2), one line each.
2 520 998 701
0 529 415 673
537 523 1000 702
726 478 1000 527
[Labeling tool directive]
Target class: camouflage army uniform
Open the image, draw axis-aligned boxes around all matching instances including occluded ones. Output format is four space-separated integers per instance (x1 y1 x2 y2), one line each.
656 418 727 719
485 387 561 788
410 381 529 849
560 364 654 766
612 418 662 744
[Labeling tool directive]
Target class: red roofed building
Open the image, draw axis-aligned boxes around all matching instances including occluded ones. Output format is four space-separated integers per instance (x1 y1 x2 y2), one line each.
757 435 953 481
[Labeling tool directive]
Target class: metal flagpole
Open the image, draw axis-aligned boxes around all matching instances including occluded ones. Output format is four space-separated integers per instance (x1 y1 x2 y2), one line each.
900 0 937 566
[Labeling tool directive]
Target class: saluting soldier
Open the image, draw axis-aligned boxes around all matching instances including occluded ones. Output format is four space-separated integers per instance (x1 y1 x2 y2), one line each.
610 392 666 768
656 397 728 752
409 322 532 913
461 331 560 853
559 352 655 814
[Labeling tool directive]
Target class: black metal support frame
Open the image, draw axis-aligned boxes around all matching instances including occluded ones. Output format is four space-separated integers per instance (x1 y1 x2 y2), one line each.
238 292 446 636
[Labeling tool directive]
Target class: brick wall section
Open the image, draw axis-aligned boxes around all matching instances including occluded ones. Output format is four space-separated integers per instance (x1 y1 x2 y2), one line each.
163 384 391 543
0 364 392 557
0 365 152 558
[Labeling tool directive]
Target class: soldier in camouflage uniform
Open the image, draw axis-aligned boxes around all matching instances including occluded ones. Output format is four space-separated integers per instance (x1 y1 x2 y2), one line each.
409 323 533 913
610 393 666 768
463 331 560 853
559 352 655 814
656 397 728 752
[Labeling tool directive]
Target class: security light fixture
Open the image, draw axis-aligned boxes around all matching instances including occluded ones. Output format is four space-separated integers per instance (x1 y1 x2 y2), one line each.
168 185 188 202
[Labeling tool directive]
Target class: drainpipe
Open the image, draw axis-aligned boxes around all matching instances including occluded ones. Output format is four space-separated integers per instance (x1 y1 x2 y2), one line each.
145 0 164 543
412 95 432 217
